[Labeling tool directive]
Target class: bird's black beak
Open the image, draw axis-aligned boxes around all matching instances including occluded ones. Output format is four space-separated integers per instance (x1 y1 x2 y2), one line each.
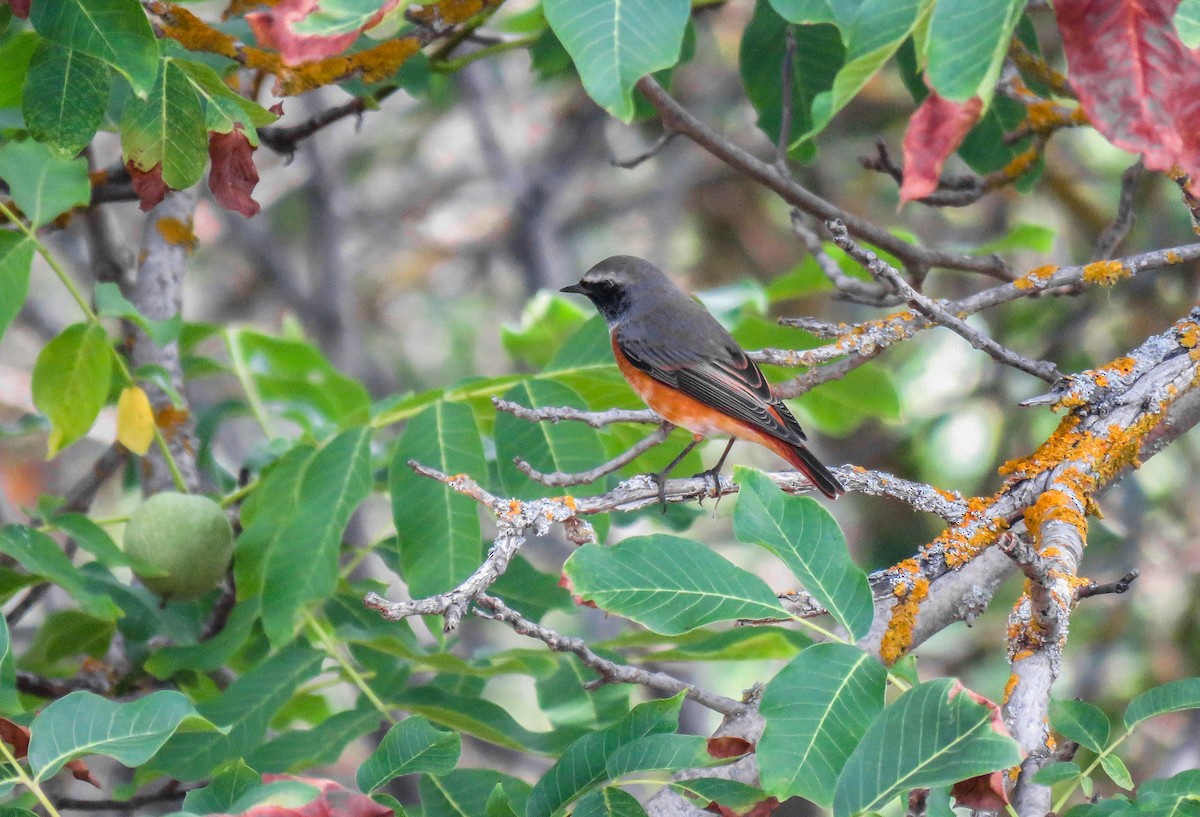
560 282 586 295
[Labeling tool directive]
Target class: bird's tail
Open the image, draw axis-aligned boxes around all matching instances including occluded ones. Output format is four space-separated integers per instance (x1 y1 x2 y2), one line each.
776 441 844 499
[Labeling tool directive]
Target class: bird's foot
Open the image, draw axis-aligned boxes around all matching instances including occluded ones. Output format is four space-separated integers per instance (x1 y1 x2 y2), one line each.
692 467 724 507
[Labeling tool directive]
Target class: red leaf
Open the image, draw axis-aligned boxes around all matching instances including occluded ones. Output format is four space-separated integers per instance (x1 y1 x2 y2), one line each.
946 682 1017 810
705 798 781 817
67 758 102 789
0 718 99 788
951 772 1009 811
226 775 393 817
246 0 401 64
706 736 752 759
0 718 29 757
1055 0 1200 192
6 0 30 19
899 90 983 203
127 161 169 212
208 126 262 217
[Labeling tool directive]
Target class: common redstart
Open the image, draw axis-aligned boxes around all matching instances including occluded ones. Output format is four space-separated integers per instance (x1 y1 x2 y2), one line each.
561 256 844 499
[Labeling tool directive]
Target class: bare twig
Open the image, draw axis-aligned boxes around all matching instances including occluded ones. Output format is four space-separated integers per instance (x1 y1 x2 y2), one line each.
1091 160 1143 261
1077 569 1139 600
774 26 797 173
826 219 1064 382
474 594 744 716
492 397 658 427
611 131 678 169
790 212 897 306
633 75 1012 280
515 423 674 486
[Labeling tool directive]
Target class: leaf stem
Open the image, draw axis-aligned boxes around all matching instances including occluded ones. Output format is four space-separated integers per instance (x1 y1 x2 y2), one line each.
303 610 393 722
0 201 188 492
430 35 539 73
0 735 64 817
1050 728 1133 813
225 328 279 440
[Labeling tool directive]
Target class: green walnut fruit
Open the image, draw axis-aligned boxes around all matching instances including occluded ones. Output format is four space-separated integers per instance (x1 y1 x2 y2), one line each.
123 492 234 600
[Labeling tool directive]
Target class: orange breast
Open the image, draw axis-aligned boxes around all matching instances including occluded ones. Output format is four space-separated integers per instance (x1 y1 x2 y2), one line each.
611 332 786 452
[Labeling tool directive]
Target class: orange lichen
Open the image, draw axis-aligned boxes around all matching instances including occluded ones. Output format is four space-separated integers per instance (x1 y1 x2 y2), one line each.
156 217 197 248
1178 323 1200 349
880 573 929 665
1013 264 1059 291
152 2 281 73
507 499 521 515
561 495 577 511
1003 673 1019 704
1082 259 1129 286
154 405 190 441
1166 250 1183 264
997 145 1041 181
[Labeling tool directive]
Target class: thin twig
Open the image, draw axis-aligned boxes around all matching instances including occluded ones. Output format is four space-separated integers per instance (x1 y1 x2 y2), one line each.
474 594 744 716
774 25 797 173
825 219 1064 383
633 75 1013 280
515 423 674 486
492 397 658 427
1092 160 1143 261
1077 570 1139 600
790 211 897 306
611 131 678 169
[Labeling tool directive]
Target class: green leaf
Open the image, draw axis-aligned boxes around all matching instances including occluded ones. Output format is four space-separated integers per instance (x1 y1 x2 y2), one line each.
0 526 121 620
389 400 486 598
121 57 208 189
926 0 1023 102
1050 699 1111 753
247 708 381 773
732 469 873 639
356 716 461 793
769 0 837 23
21 610 115 672
573 787 648 817
29 0 158 96
0 140 90 227
1124 678 1200 728
536 656 630 734
32 322 113 457
1101 754 1133 791
832 678 1022 817
487 782 521 817
526 693 683 817
562 535 785 635
605 734 713 777
542 0 690 121
0 615 18 715
783 0 929 140
495 379 606 497
50 512 153 573
490 556 572 622
0 232 34 343
740 2 843 155
177 59 277 144
28 690 212 781
1032 761 1082 786
240 428 372 646
22 41 109 156
758 643 888 805
1178 0 1200 47
421 770 531 817
502 292 590 368
226 329 371 433
672 779 771 812
149 642 324 781
1141 770 1200 799
181 760 260 815
95 282 183 346
389 684 572 755
0 32 38 108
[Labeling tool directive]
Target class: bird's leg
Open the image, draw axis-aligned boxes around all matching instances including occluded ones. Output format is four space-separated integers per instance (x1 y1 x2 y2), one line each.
694 439 735 502
651 438 701 509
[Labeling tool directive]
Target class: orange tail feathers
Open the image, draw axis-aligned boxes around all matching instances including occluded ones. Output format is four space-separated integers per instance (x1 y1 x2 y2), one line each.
773 440 844 499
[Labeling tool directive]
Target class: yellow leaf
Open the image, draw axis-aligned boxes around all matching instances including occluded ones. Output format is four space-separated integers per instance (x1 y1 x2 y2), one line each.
117 386 155 455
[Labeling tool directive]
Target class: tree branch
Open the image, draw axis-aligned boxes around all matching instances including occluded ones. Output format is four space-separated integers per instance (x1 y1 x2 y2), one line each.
473 594 743 716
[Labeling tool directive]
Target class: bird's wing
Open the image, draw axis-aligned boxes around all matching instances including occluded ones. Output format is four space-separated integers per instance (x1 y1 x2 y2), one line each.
617 329 807 445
